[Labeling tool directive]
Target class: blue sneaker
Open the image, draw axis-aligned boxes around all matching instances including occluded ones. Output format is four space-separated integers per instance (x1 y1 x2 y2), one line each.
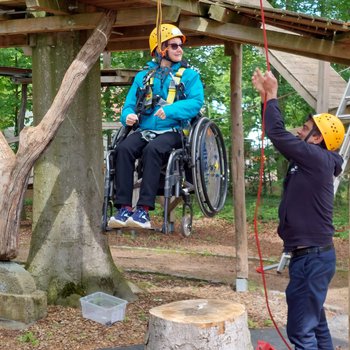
108 207 133 228
126 208 151 229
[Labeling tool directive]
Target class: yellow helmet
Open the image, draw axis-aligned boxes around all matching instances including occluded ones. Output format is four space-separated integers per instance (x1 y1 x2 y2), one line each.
149 24 186 56
312 113 345 151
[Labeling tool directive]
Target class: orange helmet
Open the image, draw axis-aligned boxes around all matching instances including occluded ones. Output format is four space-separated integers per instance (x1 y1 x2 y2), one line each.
149 24 186 56
312 113 345 151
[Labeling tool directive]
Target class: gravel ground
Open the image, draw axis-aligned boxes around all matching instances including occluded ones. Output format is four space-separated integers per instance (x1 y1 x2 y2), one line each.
0 216 348 350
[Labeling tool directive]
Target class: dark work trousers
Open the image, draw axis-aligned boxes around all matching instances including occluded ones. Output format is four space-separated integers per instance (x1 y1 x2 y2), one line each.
114 131 182 210
286 248 336 350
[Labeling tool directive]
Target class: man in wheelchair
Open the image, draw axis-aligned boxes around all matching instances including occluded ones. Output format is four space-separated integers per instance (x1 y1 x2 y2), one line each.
108 24 204 230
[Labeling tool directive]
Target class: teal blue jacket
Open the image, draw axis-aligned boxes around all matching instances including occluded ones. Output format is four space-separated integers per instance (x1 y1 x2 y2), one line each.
120 60 204 131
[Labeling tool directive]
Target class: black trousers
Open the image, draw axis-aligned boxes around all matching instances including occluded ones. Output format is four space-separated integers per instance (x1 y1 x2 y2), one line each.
114 131 182 210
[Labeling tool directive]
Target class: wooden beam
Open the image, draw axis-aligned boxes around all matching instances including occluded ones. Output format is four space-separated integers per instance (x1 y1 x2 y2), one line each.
0 6 180 40
109 25 155 42
114 6 180 27
25 0 70 15
106 35 224 52
149 0 208 16
0 13 104 35
180 16 350 65
334 31 350 44
0 34 27 47
208 4 258 27
0 0 25 5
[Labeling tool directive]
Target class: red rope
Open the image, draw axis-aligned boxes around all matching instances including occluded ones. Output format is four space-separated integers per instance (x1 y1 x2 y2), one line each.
254 1 292 349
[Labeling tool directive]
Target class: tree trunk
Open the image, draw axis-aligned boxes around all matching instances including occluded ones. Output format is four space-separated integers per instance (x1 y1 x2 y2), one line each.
24 23 134 304
145 299 253 349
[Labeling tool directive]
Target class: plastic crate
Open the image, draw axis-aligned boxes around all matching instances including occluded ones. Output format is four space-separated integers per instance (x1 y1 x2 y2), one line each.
80 292 128 325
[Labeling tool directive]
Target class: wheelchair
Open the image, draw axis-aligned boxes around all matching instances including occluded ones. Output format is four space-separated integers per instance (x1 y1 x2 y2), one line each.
101 114 228 236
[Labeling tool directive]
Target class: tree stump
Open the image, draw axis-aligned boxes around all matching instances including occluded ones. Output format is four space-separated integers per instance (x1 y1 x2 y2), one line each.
145 299 253 350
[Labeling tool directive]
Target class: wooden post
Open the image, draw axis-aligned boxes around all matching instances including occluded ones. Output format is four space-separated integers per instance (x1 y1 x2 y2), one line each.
316 61 330 113
145 299 253 349
225 42 249 291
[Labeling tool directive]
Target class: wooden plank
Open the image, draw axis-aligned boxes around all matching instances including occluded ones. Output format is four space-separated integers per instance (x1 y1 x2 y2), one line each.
114 6 181 27
335 31 350 43
149 0 208 16
208 4 258 26
101 76 134 85
0 13 104 35
108 25 154 42
202 0 348 34
180 16 350 65
106 35 224 52
266 49 346 111
0 0 25 5
102 121 122 130
0 34 27 47
25 0 69 15
0 6 179 39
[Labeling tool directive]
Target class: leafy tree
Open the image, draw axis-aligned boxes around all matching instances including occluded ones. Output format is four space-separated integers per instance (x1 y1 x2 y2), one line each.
0 48 32 133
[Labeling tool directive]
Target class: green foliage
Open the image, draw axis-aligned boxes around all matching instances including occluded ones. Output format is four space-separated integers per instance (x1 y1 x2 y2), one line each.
0 48 32 132
18 331 39 346
270 0 350 20
245 194 280 223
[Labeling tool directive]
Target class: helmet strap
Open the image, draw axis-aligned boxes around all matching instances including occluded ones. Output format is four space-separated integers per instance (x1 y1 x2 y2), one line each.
154 51 163 63
304 124 319 144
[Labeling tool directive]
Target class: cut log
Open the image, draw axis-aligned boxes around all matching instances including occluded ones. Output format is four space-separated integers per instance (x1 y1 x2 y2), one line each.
145 299 253 350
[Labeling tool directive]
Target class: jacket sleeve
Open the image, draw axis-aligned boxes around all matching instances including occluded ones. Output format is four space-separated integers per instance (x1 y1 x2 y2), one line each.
264 99 326 168
120 71 145 126
162 68 204 121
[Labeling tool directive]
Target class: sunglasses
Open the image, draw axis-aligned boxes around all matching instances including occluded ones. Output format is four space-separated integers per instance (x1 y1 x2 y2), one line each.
168 43 183 50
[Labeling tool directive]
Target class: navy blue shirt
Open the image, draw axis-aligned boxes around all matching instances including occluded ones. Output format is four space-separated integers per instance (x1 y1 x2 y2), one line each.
264 99 343 251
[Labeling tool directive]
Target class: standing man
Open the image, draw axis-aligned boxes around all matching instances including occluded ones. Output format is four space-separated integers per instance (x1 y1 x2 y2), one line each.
108 24 204 230
252 68 344 349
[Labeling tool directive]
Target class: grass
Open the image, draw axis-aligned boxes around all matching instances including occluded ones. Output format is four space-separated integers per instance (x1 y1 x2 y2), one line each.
153 191 349 240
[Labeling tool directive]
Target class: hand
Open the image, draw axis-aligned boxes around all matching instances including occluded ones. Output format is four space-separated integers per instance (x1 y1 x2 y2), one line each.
154 108 166 120
252 68 265 96
252 68 278 101
126 113 139 126
263 71 278 100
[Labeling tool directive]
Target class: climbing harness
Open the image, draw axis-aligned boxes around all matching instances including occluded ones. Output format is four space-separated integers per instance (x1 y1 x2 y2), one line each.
254 1 292 349
135 66 187 115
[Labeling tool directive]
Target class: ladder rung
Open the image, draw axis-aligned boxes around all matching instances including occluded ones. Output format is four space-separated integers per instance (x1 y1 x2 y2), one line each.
337 114 350 120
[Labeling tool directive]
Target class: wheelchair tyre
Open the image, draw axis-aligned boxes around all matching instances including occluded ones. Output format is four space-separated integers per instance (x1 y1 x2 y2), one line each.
101 199 114 231
181 215 192 237
190 118 228 217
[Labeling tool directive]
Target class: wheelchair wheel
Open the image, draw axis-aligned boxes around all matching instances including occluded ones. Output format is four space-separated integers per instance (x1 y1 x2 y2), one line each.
181 203 193 237
101 149 115 231
191 117 228 217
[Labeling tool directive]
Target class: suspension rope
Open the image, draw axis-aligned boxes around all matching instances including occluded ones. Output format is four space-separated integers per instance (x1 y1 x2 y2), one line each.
156 0 163 55
254 1 292 349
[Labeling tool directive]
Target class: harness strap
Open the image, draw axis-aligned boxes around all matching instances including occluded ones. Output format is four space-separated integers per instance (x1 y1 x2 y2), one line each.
166 67 186 104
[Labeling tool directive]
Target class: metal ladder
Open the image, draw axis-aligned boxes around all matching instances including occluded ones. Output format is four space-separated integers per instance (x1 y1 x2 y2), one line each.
333 78 350 194
260 78 350 274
